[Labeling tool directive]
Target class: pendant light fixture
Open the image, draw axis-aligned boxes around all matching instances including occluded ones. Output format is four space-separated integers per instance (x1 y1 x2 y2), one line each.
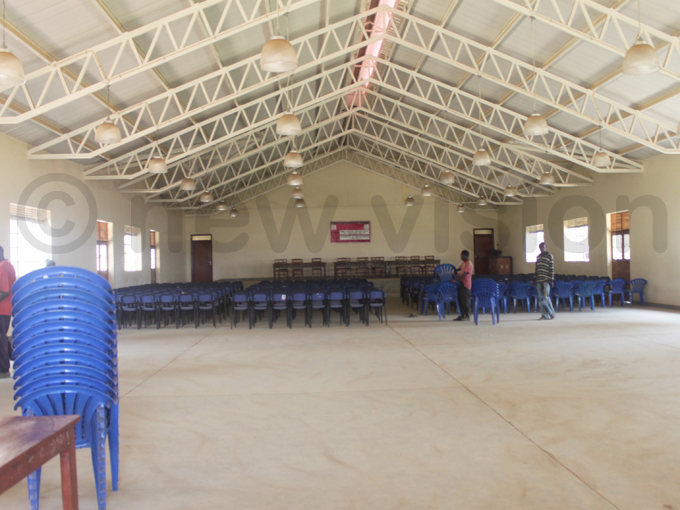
457 205 465 214
440 171 454 185
504 185 517 197
593 126 611 168
477 197 487 207
180 178 196 191
259 4 297 73
276 111 301 136
294 198 306 208
291 186 304 200
284 149 303 168
0 0 24 89
473 74 492 166
524 16 549 137
95 84 121 145
147 126 167 174
229 207 239 218
200 192 213 203
421 183 433 197
287 170 303 186
404 195 415 207
539 172 555 185
622 0 660 75
216 202 228 212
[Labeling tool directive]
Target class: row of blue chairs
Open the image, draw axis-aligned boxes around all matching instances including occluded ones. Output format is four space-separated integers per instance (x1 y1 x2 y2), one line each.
10 266 119 510
230 279 387 328
114 281 243 329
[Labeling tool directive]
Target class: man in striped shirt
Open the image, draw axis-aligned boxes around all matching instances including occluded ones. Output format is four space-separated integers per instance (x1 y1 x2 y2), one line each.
535 242 556 320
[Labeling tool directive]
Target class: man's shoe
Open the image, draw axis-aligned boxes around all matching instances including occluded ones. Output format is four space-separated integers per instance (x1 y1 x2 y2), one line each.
453 316 466 321
0 371 10 379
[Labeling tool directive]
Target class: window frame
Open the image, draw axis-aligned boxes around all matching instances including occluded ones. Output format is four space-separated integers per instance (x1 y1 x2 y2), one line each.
564 217 590 263
525 224 544 263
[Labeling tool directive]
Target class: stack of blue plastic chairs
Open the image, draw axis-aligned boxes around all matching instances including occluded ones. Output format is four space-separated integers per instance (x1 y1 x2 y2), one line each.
10 266 119 510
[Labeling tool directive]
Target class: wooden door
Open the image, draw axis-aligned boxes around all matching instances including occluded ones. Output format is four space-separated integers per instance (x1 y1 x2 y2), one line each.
611 212 630 281
191 236 213 283
473 229 494 276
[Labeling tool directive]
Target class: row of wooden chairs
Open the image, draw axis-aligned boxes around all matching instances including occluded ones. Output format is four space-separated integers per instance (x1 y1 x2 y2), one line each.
274 258 323 280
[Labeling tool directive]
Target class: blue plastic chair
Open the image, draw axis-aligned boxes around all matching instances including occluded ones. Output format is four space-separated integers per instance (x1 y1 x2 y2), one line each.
307 290 327 327
13 322 115 349
552 282 574 312
231 292 249 329
250 293 269 328
626 278 647 306
435 282 460 320
420 284 438 315
346 289 367 326
327 289 347 325
471 290 498 325
508 282 532 313
592 280 608 308
12 332 116 360
158 294 178 328
196 293 219 328
13 300 115 329
433 264 457 283
573 281 596 311
367 290 387 325
12 311 116 341
471 279 500 323
138 295 158 329
269 291 289 328
13 266 112 293
607 278 627 307
13 288 115 314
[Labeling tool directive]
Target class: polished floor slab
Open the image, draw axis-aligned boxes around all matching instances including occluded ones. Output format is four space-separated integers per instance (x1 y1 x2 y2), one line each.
1 299 679 509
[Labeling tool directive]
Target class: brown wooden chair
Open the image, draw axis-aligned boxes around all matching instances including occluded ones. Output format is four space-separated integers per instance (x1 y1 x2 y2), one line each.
424 255 435 261
311 258 323 278
335 258 350 279
274 259 288 280
370 257 386 278
291 259 304 280
411 265 423 277
356 257 369 278
396 256 409 276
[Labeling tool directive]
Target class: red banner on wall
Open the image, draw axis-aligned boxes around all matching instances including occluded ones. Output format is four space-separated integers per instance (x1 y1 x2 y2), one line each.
330 221 371 243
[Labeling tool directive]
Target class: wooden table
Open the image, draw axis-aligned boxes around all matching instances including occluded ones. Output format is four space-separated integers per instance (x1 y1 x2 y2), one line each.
0 415 81 510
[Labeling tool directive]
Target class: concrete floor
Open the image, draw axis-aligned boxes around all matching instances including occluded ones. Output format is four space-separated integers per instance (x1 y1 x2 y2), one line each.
1 298 680 510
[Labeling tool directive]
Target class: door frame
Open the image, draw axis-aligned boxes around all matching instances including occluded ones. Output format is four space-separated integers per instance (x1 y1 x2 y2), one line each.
191 234 213 283
473 228 494 276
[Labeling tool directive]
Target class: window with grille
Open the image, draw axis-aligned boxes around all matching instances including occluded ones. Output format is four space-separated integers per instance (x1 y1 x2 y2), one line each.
611 211 630 261
525 224 544 263
124 225 142 272
564 217 590 262
150 230 158 283
96 221 110 280
9 203 52 277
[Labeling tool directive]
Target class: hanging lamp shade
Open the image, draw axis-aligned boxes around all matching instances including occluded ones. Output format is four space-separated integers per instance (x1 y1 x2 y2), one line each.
593 150 611 168
276 112 301 136
229 207 239 218
622 36 660 75
200 192 213 203
216 202 228 212
504 185 517 197
94 120 121 145
477 197 487 207
440 171 454 185
294 198 306 209
457 205 465 214
287 170 303 186
524 113 549 137
291 186 304 200
260 35 298 73
404 195 415 207
473 149 491 166
180 178 196 191
539 172 555 186
421 183 433 197
284 150 303 168
147 158 167 174
0 47 25 89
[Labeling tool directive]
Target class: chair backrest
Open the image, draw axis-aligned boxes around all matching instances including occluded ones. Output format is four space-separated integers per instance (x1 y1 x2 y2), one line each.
435 282 457 301
14 322 115 347
471 278 499 295
473 290 497 308
12 311 115 339
553 281 574 296
433 264 456 283
573 281 595 296
12 332 115 360
628 278 647 291
12 288 115 314
12 266 112 294
508 282 531 298
179 294 195 303
610 278 626 292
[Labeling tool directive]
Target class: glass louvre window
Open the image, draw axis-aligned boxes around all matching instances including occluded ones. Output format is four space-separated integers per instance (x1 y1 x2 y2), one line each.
150 231 158 270
525 224 544 263
9 203 52 277
564 217 590 262
611 211 630 261
124 225 142 272
96 221 109 279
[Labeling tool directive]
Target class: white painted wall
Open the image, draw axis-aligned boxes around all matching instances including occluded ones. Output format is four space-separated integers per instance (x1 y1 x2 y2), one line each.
0 133 186 288
185 162 501 280
499 154 680 306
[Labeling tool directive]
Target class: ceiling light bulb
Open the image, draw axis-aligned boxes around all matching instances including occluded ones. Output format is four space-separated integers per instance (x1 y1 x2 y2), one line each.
524 113 549 137
622 36 660 75
291 186 304 200
95 120 121 145
287 170 303 186
200 192 213 203
260 35 298 73
276 112 301 136
404 195 415 207
477 197 487 207
421 184 433 197
294 198 306 208
216 202 228 211
504 185 517 197
473 149 491 166
0 48 25 89
593 150 611 168
440 171 454 185
457 205 465 214
229 207 239 218
180 178 196 191
284 150 303 168
147 158 167 174
539 172 555 186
